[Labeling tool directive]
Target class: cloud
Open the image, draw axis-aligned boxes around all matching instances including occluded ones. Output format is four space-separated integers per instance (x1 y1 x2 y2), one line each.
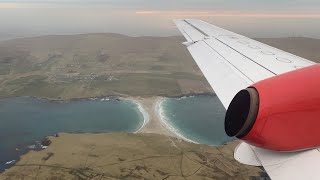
134 10 320 18
0 0 319 11
0 0 319 19
0 3 19 8
135 11 155 15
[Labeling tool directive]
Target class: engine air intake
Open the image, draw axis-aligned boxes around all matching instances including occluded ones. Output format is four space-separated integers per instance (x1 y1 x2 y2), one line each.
225 88 259 138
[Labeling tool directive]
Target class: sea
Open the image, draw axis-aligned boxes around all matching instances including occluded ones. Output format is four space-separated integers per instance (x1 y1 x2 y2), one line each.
0 95 233 172
0 97 144 172
160 95 234 145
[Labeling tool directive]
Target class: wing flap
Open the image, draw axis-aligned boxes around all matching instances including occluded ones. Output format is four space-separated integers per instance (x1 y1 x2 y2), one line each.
235 142 320 179
252 145 320 180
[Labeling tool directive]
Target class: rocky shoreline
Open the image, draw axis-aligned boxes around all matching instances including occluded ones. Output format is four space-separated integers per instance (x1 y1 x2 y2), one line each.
0 133 266 179
0 95 269 179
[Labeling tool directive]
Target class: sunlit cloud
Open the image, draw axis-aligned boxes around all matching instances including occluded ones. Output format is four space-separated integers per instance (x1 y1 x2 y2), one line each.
135 11 320 18
135 11 211 15
135 11 155 15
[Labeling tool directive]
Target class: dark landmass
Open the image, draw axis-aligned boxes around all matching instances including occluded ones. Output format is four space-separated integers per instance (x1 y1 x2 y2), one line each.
0 133 264 180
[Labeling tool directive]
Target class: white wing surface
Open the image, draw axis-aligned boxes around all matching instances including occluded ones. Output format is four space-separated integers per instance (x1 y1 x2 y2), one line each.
175 19 317 180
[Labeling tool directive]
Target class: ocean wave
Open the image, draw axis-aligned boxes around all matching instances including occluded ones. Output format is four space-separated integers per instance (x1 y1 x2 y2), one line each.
5 160 15 165
100 97 110 101
27 144 36 149
130 100 149 133
27 141 47 150
156 98 199 144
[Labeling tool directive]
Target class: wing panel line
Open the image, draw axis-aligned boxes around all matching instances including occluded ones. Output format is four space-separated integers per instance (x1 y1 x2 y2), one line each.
184 20 209 37
185 19 278 76
202 40 255 83
214 38 277 75
185 19 315 74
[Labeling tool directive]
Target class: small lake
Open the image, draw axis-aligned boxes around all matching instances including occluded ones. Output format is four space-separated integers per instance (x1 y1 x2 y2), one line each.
160 95 234 145
0 97 144 172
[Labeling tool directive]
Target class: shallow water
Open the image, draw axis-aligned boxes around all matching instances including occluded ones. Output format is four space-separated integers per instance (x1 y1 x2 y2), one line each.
0 97 144 172
0 95 234 172
161 95 234 145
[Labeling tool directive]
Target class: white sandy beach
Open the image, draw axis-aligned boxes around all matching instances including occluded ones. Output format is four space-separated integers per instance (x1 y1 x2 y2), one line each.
129 97 198 144
127 97 176 137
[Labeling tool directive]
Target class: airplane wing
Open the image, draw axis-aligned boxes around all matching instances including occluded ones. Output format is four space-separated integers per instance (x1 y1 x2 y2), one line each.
175 19 319 180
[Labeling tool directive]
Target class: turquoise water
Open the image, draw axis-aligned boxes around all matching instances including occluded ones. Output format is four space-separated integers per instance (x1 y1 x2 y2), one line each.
161 95 234 145
0 97 144 172
0 95 233 172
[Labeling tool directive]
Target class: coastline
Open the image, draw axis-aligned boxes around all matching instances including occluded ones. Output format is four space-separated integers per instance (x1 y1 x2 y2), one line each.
156 98 199 144
127 99 150 133
0 96 149 172
0 133 262 179
0 92 215 102
132 97 178 137
0 95 247 177
0 95 207 143
131 96 201 144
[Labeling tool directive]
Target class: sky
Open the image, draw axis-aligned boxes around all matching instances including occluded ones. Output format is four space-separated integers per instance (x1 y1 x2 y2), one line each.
0 0 319 40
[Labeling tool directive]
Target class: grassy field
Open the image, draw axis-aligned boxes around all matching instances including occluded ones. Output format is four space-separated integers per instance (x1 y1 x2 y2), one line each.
0 133 264 180
0 34 211 99
0 34 319 100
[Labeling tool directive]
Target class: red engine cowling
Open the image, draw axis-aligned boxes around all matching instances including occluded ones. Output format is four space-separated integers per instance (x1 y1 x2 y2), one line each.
225 64 320 151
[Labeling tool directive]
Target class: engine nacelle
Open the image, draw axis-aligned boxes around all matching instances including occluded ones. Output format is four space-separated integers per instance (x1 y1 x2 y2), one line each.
225 64 320 151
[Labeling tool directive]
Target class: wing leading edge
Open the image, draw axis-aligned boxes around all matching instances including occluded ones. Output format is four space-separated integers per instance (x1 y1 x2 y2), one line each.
175 19 318 180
